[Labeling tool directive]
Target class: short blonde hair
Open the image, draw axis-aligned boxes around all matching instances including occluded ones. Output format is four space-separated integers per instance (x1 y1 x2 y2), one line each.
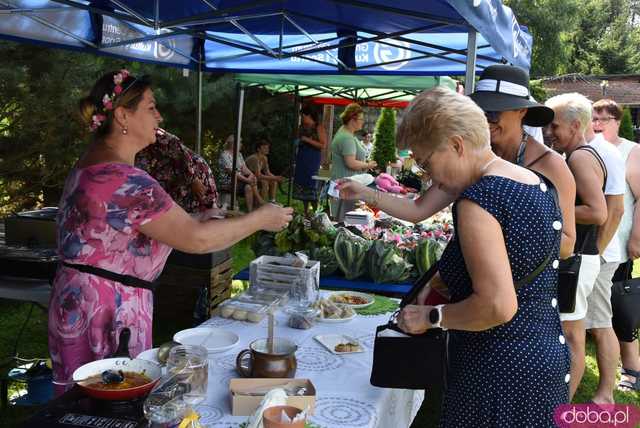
397 87 489 152
545 93 592 134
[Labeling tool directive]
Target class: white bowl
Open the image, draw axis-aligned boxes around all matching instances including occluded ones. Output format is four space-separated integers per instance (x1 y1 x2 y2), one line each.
136 348 160 364
173 327 239 354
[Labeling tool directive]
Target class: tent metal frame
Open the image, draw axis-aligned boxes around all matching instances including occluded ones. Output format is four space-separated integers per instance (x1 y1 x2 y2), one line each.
3 0 535 207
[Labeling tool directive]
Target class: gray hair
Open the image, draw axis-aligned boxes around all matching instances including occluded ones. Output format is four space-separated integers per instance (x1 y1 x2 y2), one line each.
397 87 490 152
545 93 592 134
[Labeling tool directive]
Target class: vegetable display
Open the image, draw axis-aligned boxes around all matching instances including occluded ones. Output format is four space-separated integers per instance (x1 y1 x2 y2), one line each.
250 198 454 283
308 246 339 277
367 240 413 283
415 239 445 276
334 228 372 280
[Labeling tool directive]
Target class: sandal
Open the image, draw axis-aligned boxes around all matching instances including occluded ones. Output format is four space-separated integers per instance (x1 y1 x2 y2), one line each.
618 367 640 392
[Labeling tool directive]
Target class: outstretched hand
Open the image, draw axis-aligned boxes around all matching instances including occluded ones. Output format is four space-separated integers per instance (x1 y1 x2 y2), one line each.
336 179 371 201
256 203 294 232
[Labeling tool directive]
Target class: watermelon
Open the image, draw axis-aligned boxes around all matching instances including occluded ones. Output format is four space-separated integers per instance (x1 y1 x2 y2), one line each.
334 228 372 280
367 240 412 283
308 246 339 277
415 238 445 276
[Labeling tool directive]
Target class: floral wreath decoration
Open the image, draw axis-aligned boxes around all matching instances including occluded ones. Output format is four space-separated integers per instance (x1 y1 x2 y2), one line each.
89 69 136 132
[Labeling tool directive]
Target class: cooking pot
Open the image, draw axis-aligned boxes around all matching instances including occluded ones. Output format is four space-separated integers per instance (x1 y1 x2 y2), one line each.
72 357 162 400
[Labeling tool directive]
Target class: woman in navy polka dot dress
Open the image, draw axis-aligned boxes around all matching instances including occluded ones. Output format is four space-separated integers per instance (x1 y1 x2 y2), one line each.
394 88 570 427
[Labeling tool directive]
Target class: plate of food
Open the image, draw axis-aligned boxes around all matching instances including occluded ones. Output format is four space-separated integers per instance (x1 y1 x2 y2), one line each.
314 334 364 354
328 291 375 309
73 357 161 400
314 298 357 322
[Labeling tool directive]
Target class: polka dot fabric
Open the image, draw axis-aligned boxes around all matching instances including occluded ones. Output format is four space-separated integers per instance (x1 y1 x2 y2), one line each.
438 175 570 428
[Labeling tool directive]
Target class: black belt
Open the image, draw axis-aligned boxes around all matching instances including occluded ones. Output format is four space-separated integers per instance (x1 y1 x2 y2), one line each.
61 261 157 292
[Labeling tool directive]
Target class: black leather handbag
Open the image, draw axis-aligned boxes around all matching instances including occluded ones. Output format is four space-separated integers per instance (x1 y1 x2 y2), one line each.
611 263 640 342
557 145 607 314
370 173 560 390
370 264 447 390
370 233 555 390
557 254 581 313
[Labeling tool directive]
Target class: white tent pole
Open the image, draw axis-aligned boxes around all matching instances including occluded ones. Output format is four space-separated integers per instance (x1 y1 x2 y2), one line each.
231 84 245 210
464 30 477 95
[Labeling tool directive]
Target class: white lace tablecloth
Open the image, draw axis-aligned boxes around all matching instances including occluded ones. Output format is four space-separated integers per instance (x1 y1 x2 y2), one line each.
193 302 424 428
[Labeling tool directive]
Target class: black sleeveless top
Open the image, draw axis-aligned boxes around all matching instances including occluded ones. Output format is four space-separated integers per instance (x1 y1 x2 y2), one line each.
568 145 607 255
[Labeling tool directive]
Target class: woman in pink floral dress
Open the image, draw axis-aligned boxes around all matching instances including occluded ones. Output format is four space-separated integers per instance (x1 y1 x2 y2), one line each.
50 70 293 393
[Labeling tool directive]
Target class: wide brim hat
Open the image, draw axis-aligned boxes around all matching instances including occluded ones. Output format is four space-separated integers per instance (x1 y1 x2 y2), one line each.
469 64 554 127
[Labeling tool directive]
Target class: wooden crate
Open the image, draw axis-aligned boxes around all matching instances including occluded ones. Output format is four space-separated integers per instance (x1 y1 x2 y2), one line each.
154 255 233 332
209 257 233 315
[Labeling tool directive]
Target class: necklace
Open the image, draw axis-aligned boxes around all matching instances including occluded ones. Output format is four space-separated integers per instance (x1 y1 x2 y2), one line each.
515 132 528 166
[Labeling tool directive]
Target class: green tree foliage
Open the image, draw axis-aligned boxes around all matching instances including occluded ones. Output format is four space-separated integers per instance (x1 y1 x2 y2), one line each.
564 0 640 75
503 0 580 77
505 0 640 76
620 108 635 140
0 41 296 214
371 108 397 169
530 80 549 102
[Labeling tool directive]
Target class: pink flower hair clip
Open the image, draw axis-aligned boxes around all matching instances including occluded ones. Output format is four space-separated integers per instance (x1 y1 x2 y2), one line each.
89 69 131 132
89 114 107 132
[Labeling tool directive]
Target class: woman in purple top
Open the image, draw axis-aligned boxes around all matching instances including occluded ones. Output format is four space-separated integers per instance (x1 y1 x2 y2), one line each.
50 70 293 394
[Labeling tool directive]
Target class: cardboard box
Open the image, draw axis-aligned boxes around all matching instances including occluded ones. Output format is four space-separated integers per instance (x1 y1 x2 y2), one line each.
229 378 316 416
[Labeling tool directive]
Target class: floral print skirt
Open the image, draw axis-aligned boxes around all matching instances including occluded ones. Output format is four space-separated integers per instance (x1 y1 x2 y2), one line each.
48 266 153 393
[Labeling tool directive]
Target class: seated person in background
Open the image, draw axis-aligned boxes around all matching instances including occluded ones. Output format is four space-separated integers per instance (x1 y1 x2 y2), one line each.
245 139 283 203
218 134 264 212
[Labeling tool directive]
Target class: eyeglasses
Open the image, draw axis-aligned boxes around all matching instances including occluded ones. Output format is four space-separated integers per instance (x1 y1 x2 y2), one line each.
485 111 502 124
592 116 616 124
413 149 437 175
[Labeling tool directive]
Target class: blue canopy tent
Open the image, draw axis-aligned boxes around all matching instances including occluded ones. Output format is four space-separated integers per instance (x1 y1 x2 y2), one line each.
0 0 532 204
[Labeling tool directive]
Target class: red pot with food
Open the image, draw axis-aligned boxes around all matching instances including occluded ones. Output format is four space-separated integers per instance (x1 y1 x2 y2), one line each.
72 357 162 400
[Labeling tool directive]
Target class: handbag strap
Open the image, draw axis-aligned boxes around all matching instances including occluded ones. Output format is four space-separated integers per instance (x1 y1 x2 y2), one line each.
61 261 157 292
399 262 439 308
514 171 560 290
573 145 608 192
514 251 553 290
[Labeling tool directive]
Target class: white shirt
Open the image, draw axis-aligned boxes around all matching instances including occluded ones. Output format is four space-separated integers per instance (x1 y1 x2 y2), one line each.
523 125 544 144
588 133 626 262
362 142 374 160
